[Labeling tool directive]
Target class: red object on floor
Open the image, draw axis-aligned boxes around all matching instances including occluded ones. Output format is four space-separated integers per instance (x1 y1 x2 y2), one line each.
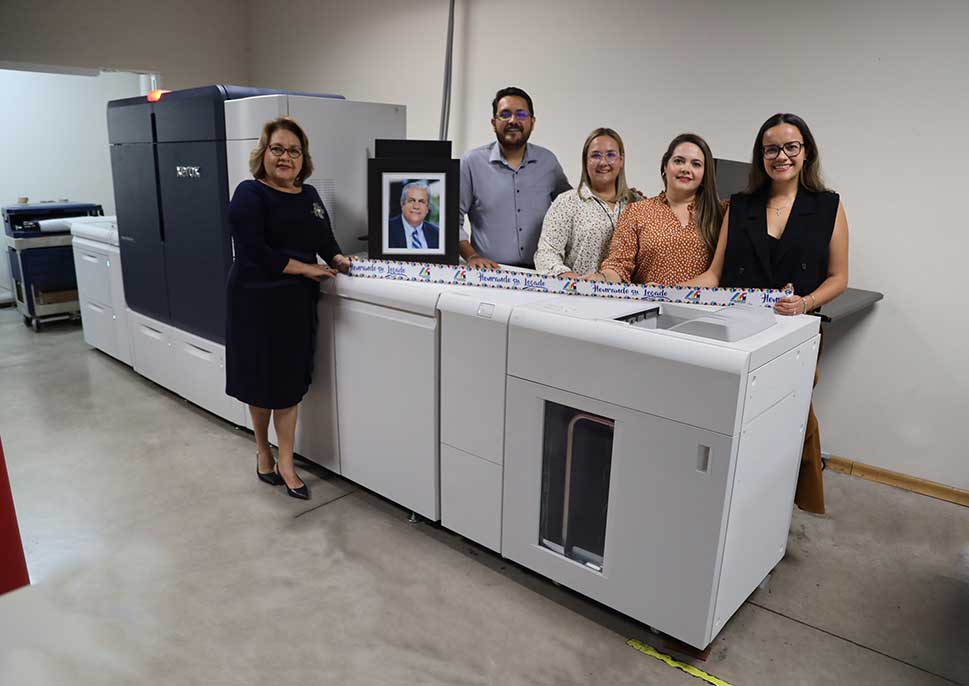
0 435 30 594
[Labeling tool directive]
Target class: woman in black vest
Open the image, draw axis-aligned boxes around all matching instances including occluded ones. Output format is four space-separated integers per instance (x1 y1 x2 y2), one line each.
685 113 849 514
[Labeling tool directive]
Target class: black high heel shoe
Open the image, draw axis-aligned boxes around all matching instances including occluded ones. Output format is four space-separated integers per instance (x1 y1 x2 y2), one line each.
257 454 283 486
280 472 310 500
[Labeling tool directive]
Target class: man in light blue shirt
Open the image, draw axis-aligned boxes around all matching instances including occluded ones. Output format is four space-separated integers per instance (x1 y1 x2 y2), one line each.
388 181 440 250
458 87 571 268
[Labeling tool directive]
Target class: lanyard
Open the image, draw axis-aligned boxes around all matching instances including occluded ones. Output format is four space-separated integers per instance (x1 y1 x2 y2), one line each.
592 196 622 233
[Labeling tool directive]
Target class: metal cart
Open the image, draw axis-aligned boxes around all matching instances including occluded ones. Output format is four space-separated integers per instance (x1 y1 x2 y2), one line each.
3 202 103 331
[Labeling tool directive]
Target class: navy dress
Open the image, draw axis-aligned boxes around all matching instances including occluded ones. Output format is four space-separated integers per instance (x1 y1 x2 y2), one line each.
225 179 342 409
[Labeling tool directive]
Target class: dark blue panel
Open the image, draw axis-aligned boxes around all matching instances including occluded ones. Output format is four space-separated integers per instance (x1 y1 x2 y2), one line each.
107 98 154 144
154 86 226 143
110 144 171 323
20 247 77 291
156 141 231 343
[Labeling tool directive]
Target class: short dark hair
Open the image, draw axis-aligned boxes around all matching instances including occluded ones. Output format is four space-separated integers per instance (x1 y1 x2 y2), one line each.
492 86 534 118
249 116 314 186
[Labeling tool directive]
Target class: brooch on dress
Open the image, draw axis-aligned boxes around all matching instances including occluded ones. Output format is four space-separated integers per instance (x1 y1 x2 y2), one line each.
312 203 327 220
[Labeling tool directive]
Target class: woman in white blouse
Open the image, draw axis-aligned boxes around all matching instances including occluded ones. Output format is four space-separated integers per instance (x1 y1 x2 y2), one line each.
533 128 642 277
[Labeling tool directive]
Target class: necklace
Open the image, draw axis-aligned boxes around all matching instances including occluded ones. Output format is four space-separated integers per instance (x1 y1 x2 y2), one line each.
766 204 789 217
766 195 795 217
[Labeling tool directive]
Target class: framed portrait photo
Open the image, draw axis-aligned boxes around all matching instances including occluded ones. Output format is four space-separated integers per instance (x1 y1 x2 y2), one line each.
368 157 460 264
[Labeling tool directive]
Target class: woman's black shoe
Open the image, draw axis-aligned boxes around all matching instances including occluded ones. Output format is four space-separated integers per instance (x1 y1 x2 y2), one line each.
258 467 284 486
281 474 310 500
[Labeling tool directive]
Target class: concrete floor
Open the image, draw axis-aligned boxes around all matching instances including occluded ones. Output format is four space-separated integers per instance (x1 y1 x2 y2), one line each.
0 307 966 686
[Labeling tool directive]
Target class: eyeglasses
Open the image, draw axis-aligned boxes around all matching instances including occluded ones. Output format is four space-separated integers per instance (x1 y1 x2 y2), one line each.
495 109 532 122
268 144 303 159
763 141 804 160
589 151 621 163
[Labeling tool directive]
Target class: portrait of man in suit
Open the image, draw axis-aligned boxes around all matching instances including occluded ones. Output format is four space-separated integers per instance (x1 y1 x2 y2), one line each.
388 181 440 250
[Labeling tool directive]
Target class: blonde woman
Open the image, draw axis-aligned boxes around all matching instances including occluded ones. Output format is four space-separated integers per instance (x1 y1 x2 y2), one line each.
534 127 641 277
225 116 350 500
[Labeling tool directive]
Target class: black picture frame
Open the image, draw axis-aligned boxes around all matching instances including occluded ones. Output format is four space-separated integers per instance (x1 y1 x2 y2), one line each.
367 157 460 265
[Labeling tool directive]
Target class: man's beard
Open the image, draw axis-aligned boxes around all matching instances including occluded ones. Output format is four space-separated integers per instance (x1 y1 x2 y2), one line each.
497 126 528 150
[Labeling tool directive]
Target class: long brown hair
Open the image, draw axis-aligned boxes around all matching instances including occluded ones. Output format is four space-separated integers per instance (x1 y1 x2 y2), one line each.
249 116 314 186
745 113 829 194
578 127 637 203
660 133 723 255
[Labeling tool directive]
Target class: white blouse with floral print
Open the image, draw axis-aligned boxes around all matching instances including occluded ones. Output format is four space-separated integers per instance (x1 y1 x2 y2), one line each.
533 183 632 275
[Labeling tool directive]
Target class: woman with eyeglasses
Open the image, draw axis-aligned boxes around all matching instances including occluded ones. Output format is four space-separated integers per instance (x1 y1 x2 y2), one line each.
684 113 849 514
225 116 351 500
534 127 641 277
587 133 726 285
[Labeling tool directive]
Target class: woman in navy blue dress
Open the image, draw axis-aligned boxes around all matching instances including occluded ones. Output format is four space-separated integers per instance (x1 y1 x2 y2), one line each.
226 116 351 499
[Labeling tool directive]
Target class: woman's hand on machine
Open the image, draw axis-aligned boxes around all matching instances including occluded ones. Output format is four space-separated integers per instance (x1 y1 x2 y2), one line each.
301 263 338 282
774 283 811 316
330 254 352 274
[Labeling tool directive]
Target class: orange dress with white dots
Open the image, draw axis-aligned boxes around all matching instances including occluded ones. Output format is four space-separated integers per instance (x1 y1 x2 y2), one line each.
599 192 728 284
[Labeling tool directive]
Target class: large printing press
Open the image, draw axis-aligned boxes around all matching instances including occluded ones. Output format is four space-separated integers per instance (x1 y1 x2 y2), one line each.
69 85 820 650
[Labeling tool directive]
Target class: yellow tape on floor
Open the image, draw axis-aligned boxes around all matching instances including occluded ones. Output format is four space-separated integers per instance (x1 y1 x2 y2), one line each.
626 639 734 686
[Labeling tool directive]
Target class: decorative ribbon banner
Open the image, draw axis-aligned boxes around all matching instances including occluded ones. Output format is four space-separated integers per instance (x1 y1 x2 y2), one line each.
347 257 790 308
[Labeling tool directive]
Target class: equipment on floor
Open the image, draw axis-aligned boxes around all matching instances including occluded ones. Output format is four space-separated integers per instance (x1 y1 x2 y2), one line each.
498 295 818 649
3 201 103 331
326 275 819 650
100 86 405 429
107 85 405 344
70 216 131 365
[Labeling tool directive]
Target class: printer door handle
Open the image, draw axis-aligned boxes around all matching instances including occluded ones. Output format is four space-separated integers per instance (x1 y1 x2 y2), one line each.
81 253 100 264
183 342 215 361
139 324 165 341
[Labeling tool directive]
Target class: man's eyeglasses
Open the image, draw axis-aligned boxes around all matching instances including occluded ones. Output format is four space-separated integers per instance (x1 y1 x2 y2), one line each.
589 151 621 163
763 141 803 160
495 109 532 122
268 144 303 159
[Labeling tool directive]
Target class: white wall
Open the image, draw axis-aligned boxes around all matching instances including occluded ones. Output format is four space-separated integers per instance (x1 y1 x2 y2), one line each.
247 0 969 491
0 0 250 90
0 69 143 214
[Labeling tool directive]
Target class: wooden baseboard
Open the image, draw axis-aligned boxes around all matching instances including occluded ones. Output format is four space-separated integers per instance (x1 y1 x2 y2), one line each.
825 456 969 508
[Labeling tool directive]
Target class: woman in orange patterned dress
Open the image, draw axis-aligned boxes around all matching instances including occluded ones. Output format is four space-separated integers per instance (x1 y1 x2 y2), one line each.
588 133 726 284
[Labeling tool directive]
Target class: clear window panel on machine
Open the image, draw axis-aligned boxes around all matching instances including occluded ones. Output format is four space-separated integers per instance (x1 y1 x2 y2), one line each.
539 401 615 573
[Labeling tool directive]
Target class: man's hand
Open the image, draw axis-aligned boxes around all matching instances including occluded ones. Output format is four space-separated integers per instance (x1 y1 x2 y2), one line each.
468 255 500 270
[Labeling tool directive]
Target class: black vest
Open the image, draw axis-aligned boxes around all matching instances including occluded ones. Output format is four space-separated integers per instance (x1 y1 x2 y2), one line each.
722 188 839 296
